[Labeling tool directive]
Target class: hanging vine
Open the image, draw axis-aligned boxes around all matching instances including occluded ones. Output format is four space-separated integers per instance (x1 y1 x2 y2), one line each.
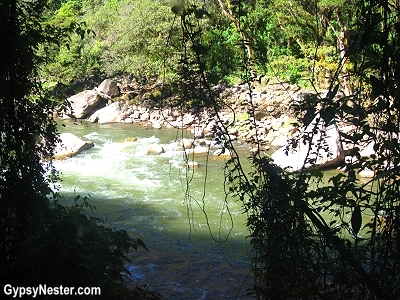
171 0 400 299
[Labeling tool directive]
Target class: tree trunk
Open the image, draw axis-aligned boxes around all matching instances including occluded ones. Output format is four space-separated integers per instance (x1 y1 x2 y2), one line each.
217 0 256 78
321 8 353 95
336 10 353 96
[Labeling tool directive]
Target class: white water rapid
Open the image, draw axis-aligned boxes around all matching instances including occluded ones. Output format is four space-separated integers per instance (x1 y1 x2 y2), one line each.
53 120 253 299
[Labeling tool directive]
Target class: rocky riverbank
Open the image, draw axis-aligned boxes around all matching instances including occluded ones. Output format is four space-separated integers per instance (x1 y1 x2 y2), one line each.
60 78 308 146
55 78 376 176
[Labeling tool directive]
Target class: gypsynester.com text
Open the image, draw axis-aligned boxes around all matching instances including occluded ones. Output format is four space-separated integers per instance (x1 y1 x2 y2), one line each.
4 284 101 298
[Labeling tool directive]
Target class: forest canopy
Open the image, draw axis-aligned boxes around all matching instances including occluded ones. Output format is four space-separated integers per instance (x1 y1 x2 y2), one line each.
39 0 356 91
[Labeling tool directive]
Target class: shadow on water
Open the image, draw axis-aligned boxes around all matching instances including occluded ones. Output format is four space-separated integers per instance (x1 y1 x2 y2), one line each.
56 120 373 299
54 120 254 298
59 191 253 300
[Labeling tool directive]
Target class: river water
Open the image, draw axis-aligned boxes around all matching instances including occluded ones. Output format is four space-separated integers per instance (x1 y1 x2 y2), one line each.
54 120 254 299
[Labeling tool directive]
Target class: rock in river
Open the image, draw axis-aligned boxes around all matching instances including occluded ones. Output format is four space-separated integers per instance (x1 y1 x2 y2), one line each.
96 79 120 98
54 133 94 160
147 144 165 155
272 114 344 171
66 90 106 119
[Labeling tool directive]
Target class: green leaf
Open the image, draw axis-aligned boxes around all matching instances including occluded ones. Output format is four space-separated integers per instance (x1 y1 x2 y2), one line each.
171 4 184 15
192 44 210 55
135 238 149 252
351 205 362 236
327 84 339 100
303 108 316 127
194 9 210 19
321 106 336 124
370 75 385 100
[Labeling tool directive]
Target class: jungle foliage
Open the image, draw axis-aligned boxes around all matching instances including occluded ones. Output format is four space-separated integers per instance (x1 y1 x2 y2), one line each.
173 0 400 299
38 0 360 92
0 1 159 298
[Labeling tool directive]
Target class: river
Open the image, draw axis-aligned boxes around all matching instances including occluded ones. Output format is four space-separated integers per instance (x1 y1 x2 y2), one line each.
54 120 254 299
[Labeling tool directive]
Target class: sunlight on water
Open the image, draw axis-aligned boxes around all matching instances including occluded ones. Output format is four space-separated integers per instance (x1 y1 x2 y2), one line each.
55 120 253 299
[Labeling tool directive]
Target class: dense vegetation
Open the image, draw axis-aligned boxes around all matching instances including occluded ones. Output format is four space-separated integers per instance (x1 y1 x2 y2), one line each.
0 1 159 298
38 0 358 92
2 0 400 299
173 0 400 299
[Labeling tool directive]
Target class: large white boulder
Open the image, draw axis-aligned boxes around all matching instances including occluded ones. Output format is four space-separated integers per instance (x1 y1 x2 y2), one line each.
360 142 376 157
96 79 120 98
272 114 344 171
66 90 106 119
88 102 125 124
54 133 94 160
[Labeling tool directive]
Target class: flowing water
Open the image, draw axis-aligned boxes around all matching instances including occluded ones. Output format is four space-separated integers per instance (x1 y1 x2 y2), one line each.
54 120 253 299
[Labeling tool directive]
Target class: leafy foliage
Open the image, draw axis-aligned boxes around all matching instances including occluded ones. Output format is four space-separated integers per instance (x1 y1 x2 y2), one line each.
11 195 151 299
40 0 179 88
240 0 400 298
175 0 400 299
0 1 156 298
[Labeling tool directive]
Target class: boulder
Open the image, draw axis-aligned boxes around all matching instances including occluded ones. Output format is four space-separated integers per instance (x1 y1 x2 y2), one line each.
271 114 344 171
118 137 137 143
88 102 125 124
140 112 150 121
359 169 375 178
54 133 94 160
186 161 199 168
66 90 106 119
191 125 204 138
97 79 120 98
360 142 376 157
147 144 165 155
185 146 210 156
152 122 162 129
212 148 232 158
173 113 195 128
124 117 133 124
179 138 194 149
228 127 239 136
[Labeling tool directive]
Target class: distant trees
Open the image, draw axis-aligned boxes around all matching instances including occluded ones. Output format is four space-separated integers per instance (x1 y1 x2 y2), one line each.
36 0 364 90
40 0 178 88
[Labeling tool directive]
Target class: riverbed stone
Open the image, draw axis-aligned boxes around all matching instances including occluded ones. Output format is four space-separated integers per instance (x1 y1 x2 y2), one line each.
152 121 162 129
191 125 205 139
66 90 106 119
182 113 195 126
212 148 232 158
124 117 133 123
54 133 94 160
119 137 137 143
271 114 344 171
186 161 199 168
185 146 210 156
360 142 377 157
147 144 165 155
179 138 194 149
88 102 127 123
359 168 375 178
140 112 150 121
97 79 120 97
